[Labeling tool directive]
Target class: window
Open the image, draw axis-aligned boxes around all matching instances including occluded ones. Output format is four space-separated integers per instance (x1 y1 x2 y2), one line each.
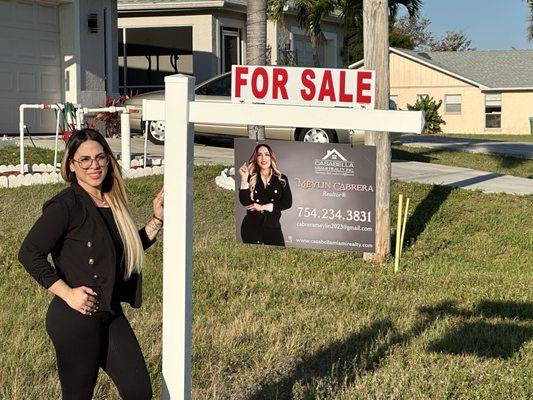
195 74 232 97
445 94 462 113
485 93 502 129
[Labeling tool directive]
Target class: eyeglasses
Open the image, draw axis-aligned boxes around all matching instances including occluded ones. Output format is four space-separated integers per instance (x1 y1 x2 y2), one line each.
71 154 109 169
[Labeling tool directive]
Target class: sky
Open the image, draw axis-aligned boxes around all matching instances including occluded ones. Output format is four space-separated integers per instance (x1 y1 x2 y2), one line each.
398 0 533 50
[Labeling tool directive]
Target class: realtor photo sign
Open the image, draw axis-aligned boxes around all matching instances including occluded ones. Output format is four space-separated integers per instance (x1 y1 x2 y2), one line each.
234 139 376 252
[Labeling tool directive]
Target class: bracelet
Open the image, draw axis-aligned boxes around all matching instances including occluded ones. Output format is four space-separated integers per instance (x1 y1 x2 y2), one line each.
153 215 164 226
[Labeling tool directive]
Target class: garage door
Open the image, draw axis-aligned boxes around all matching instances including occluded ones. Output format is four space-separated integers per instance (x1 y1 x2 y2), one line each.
0 0 61 134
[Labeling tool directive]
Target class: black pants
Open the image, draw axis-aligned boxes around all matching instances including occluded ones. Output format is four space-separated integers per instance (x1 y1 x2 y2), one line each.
45 296 152 400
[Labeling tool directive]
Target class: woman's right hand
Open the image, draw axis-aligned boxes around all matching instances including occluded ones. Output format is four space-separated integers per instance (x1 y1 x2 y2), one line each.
239 162 249 180
66 286 99 315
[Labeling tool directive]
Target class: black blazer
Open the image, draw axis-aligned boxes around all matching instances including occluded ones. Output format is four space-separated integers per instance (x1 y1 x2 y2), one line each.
18 182 155 311
239 174 292 229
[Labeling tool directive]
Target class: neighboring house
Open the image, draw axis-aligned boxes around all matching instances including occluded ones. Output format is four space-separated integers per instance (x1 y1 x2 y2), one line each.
117 0 344 93
0 0 119 134
350 48 533 135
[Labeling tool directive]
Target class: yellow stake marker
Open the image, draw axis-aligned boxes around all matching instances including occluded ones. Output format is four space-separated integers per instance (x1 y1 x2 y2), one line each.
394 194 403 273
399 198 410 259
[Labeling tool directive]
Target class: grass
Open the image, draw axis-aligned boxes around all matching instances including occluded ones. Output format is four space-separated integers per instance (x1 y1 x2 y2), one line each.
0 146 63 166
1 167 532 399
435 134 533 142
392 145 533 179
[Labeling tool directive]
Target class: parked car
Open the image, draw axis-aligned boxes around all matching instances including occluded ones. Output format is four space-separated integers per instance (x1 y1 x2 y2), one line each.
126 71 399 145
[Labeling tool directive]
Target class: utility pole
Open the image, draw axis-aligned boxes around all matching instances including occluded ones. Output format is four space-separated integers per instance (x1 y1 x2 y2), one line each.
363 0 391 263
246 0 267 140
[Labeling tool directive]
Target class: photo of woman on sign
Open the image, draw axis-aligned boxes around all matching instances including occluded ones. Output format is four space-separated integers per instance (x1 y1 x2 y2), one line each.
239 144 292 246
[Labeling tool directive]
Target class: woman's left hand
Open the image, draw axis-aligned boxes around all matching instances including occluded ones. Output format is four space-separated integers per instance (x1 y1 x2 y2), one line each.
153 187 164 220
246 203 264 212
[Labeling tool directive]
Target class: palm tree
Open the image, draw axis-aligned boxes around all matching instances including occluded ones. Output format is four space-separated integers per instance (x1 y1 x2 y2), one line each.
268 0 422 67
527 0 533 41
340 0 421 64
247 0 267 139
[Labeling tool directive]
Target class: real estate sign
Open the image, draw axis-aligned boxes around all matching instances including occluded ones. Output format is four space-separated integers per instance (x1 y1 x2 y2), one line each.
231 65 376 109
235 139 376 252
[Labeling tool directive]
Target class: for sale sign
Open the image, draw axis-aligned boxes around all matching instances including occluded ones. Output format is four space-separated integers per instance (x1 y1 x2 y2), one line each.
231 65 375 109
234 139 376 252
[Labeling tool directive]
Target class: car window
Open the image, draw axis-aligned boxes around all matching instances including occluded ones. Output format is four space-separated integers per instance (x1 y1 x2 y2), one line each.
195 74 232 96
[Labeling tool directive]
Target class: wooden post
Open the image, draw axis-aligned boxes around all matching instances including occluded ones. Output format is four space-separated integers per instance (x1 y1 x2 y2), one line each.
363 0 391 263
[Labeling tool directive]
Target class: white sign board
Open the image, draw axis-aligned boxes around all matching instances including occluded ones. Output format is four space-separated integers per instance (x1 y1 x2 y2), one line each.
231 65 376 109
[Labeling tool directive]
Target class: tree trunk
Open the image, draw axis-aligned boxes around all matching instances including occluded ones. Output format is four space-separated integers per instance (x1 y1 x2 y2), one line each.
362 0 391 263
311 34 321 67
246 0 267 140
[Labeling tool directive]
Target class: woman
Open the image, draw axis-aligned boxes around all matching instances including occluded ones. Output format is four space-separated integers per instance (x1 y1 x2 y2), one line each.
238 144 292 246
18 129 163 400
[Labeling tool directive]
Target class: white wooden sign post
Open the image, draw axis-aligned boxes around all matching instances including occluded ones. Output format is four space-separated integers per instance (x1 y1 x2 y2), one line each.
157 73 424 399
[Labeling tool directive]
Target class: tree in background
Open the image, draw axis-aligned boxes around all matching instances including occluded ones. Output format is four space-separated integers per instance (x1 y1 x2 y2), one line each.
344 0 422 64
527 0 533 41
429 31 473 51
269 0 422 67
392 15 474 52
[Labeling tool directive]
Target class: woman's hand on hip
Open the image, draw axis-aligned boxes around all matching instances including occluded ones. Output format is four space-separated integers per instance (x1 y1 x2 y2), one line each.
66 286 99 315
153 186 164 221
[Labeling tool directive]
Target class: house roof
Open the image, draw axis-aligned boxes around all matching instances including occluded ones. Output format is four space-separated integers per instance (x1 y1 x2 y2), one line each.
117 0 246 11
349 48 533 90
118 0 342 20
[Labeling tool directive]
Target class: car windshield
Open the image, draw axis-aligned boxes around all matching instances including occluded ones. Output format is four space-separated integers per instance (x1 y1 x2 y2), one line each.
195 74 232 96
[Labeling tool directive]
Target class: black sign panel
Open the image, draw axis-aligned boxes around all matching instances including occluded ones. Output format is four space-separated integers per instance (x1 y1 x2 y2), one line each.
234 139 376 252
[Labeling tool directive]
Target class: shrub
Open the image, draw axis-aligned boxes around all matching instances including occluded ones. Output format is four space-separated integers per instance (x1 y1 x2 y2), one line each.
407 96 446 134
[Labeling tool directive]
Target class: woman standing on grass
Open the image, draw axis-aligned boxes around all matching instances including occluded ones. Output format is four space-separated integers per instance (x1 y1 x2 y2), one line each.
19 128 163 400
239 143 292 246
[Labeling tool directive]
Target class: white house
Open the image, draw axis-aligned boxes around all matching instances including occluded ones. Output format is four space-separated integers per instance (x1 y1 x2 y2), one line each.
117 0 344 94
0 0 119 134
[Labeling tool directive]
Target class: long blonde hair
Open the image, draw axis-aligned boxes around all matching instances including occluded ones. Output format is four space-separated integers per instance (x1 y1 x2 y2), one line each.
248 144 286 200
61 129 144 280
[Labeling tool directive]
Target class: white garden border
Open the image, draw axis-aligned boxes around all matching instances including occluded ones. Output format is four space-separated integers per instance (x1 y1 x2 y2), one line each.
0 158 164 189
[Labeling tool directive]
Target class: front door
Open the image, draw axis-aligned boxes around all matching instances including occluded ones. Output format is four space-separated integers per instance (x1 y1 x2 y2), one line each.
221 28 241 73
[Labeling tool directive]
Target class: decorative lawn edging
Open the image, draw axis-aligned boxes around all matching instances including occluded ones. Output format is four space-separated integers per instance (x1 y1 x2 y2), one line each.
214 167 235 191
0 158 164 188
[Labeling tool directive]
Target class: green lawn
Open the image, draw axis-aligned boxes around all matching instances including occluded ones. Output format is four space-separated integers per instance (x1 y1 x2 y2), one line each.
0 146 63 166
1 167 532 399
435 134 533 142
392 145 533 179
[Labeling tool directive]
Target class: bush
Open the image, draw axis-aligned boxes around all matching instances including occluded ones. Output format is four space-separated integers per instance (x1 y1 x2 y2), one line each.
407 96 446 134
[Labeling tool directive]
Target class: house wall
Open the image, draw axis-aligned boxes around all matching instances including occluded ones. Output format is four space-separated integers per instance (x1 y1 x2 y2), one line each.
501 91 533 134
389 52 533 135
75 0 118 106
118 13 216 84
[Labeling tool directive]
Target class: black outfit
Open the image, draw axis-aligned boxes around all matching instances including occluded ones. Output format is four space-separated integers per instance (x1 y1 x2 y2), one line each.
239 173 292 245
18 182 155 400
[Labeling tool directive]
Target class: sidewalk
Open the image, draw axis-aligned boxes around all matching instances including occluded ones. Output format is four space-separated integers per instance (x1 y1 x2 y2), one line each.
392 160 533 195
396 134 533 160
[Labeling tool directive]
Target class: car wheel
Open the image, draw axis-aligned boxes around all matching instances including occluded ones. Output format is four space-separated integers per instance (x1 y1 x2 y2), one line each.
144 120 165 145
298 128 337 143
